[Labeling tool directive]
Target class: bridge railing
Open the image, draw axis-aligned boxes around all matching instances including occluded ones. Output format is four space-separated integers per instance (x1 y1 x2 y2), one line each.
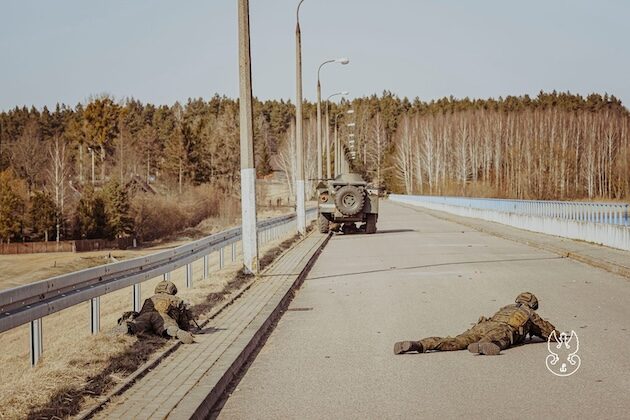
0 209 316 366
389 194 630 251
391 195 629 225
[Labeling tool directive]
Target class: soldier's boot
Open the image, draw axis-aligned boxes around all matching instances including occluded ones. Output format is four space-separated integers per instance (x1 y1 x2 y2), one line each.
467 342 501 356
166 326 195 344
393 341 423 355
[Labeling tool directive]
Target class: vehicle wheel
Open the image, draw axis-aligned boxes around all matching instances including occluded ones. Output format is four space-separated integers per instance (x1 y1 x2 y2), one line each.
365 213 377 234
334 185 365 216
318 214 330 233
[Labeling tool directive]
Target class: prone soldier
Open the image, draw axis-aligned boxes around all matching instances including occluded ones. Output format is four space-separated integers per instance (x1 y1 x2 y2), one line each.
117 280 195 344
394 292 561 356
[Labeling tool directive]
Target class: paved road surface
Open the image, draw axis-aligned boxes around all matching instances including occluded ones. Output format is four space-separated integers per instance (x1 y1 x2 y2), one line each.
217 201 630 419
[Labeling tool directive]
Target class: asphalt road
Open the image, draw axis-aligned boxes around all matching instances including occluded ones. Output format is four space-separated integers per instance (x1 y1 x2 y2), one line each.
217 201 630 419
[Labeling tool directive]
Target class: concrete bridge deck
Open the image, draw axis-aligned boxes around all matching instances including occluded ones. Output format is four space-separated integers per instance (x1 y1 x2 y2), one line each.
216 200 630 419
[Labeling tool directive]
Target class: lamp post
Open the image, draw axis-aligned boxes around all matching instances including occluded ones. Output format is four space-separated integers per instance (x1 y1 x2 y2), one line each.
333 109 354 176
295 0 306 235
237 0 258 273
317 58 349 180
342 120 355 174
325 91 348 179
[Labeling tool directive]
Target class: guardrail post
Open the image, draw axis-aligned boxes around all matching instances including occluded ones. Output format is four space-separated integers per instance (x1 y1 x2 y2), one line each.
219 247 225 269
30 318 43 366
232 242 237 262
203 255 209 280
90 297 100 334
133 283 142 312
616 206 620 224
186 263 193 288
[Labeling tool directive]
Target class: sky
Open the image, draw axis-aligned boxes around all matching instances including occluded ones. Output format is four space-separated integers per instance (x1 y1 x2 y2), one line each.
1 0 629 111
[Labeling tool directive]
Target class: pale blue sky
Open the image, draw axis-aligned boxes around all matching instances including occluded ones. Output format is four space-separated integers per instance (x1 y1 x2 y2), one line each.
1 0 628 111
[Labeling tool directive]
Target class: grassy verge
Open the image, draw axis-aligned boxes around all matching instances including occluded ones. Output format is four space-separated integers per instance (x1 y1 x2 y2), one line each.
0 224 311 420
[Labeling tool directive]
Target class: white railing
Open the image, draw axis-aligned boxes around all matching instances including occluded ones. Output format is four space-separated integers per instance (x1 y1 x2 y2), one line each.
390 195 630 251
0 209 316 366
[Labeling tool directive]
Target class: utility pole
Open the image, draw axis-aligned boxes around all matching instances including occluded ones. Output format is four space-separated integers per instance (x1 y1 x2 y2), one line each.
334 122 339 176
295 0 306 235
238 0 259 273
325 103 331 179
325 92 348 179
317 59 349 180
316 81 323 180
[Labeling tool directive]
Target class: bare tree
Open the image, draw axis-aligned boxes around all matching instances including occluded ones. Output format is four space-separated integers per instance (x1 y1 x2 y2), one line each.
47 136 70 242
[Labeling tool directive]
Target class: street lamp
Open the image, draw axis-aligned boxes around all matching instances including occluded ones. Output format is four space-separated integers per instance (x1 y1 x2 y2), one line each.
317 57 349 180
334 109 354 176
295 0 307 235
325 91 349 179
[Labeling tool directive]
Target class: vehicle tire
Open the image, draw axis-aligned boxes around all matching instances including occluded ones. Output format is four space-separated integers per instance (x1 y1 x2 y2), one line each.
334 185 365 216
365 213 377 234
318 214 330 233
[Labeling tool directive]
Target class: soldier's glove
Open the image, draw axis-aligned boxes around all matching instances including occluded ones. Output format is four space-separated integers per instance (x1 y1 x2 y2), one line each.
117 311 139 325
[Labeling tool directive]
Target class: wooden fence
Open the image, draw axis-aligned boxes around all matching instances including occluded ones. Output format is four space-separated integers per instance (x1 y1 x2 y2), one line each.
0 237 135 255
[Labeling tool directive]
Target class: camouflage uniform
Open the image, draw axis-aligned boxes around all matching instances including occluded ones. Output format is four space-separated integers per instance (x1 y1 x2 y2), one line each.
394 292 560 356
118 281 195 344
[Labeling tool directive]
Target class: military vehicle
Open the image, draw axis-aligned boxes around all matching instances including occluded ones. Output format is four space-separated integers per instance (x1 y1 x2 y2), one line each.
317 173 379 234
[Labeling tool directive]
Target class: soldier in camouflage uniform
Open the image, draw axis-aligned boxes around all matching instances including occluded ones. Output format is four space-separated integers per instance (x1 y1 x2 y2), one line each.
394 292 561 356
117 280 195 344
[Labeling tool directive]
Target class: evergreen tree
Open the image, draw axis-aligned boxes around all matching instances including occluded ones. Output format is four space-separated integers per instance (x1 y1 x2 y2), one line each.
29 191 57 241
0 170 26 243
76 186 107 239
103 180 134 238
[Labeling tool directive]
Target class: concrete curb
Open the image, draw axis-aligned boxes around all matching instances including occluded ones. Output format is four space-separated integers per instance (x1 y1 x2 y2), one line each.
393 201 630 280
190 232 331 419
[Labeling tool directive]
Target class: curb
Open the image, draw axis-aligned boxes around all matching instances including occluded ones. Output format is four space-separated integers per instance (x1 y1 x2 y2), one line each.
190 232 331 419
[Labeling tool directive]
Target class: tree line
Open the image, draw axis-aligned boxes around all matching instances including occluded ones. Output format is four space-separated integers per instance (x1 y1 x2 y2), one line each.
323 90 629 200
388 91 629 199
0 95 298 243
1 90 628 243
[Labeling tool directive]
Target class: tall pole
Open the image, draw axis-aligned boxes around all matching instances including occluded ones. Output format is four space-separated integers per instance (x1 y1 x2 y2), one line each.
325 92 348 179
295 0 306 235
316 81 323 180
334 120 339 176
238 0 259 273
325 102 331 179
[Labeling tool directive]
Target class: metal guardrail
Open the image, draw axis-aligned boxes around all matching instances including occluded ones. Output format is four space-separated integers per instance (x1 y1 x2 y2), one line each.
390 195 630 226
0 209 316 365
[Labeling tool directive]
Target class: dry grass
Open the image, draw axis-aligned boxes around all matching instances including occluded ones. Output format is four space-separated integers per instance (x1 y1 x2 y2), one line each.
0 209 300 420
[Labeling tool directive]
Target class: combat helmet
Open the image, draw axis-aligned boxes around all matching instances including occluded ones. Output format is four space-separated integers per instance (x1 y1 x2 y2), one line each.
155 280 178 295
515 292 538 310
